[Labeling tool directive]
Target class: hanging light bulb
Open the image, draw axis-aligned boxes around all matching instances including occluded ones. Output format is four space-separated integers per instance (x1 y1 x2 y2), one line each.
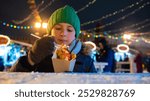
35 22 41 28
42 22 47 29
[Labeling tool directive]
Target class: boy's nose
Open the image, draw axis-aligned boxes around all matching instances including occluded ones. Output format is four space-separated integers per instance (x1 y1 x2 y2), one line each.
60 30 67 36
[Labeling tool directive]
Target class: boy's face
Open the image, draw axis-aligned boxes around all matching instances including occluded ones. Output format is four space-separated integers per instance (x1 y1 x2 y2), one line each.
51 23 76 46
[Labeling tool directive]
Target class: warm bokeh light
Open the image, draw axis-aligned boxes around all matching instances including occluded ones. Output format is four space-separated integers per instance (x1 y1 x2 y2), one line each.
42 22 48 29
35 22 48 28
123 34 131 40
87 34 90 37
95 35 98 38
35 22 41 28
13 25 16 28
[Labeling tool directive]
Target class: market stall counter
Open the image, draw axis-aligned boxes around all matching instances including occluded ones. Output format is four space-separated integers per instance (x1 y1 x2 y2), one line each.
0 72 150 84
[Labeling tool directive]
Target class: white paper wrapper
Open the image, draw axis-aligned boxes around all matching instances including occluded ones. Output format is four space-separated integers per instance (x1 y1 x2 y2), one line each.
52 52 76 73
52 58 76 72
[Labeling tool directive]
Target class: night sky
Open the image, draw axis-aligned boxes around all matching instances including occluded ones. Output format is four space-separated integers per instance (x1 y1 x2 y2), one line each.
0 0 150 35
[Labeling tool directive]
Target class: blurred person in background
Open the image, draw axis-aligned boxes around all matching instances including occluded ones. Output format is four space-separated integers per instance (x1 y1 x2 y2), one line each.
134 51 143 73
95 37 116 73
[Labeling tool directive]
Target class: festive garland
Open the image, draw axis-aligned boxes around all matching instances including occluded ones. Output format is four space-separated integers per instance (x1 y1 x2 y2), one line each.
81 0 145 26
85 1 150 32
0 21 33 30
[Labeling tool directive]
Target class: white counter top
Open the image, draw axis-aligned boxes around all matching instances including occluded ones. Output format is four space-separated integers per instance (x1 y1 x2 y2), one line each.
0 72 150 84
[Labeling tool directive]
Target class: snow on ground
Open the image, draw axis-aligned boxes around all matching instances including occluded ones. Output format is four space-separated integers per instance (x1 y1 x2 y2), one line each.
0 72 150 84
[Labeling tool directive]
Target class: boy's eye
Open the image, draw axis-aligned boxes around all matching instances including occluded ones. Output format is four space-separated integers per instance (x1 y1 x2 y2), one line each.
67 29 73 32
55 27 61 30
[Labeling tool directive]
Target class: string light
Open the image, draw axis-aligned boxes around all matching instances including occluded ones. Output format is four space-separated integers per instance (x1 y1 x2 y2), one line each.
106 19 150 33
80 30 150 46
85 1 150 32
76 0 96 13
0 0 149 33
12 0 44 24
132 22 150 32
38 0 57 14
12 0 62 25
12 0 95 25
0 20 33 30
81 0 145 27
142 37 150 44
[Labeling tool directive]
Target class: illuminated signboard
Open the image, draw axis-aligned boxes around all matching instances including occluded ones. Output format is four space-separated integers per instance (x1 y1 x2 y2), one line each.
0 35 10 46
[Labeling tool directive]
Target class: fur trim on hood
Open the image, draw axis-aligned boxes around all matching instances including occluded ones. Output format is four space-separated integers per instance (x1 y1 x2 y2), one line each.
82 43 93 56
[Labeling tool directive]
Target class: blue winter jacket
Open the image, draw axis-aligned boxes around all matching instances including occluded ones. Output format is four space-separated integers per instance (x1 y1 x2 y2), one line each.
96 48 116 72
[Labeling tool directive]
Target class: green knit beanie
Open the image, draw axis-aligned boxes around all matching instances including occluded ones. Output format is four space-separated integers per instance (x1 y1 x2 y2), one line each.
47 5 80 38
